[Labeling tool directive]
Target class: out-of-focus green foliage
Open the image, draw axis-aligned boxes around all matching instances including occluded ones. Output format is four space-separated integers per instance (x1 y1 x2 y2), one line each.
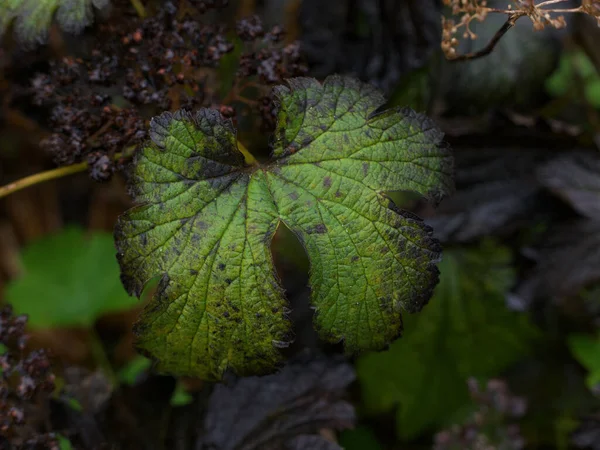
169 381 193 407
118 355 152 386
6 227 139 329
568 333 600 391
357 241 538 439
339 426 383 450
546 49 600 108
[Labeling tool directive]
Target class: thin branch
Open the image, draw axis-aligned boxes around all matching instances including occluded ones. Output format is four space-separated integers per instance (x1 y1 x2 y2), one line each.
448 12 525 62
130 0 146 18
0 162 88 200
0 151 130 200
536 0 571 7
0 138 257 200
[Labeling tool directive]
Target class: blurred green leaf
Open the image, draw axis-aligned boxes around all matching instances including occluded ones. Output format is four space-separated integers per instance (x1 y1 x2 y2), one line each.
568 333 600 390
65 397 83 412
546 53 575 98
339 426 383 450
356 241 538 440
6 226 138 329
118 354 192 406
170 381 193 407
118 355 152 386
545 50 600 108
57 434 73 450
387 65 433 113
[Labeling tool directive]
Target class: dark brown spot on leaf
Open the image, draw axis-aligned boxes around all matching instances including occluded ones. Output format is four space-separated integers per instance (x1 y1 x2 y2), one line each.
306 223 327 234
323 177 332 188
301 136 313 147
362 162 369 176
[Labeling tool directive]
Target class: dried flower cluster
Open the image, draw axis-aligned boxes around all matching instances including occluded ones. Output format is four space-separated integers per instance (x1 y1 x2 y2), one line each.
0 306 59 449
235 16 306 85
442 0 600 60
30 1 306 182
233 14 307 131
433 378 527 450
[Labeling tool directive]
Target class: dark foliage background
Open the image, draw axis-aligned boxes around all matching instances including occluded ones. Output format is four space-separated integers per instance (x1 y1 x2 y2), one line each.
1 0 600 449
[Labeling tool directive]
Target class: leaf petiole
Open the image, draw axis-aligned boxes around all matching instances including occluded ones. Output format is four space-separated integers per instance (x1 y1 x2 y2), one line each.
0 162 88 200
237 140 259 166
130 0 147 18
0 150 131 200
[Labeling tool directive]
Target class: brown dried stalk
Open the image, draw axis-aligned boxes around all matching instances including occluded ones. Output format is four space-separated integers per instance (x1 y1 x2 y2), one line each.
442 0 600 62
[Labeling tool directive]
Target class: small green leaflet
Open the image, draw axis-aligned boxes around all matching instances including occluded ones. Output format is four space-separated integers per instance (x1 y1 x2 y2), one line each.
115 75 454 380
568 333 600 391
0 0 109 46
6 227 139 329
356 242 538 439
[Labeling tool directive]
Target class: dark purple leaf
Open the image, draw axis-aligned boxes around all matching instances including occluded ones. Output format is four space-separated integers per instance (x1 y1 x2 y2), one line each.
537 152 600 221
572 416 600 450
422 148 551 242
299 0 441 94
513 220 600 306
285 435 343 450
197 353 356 450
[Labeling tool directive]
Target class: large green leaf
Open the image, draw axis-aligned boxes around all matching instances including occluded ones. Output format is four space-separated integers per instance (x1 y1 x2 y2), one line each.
356 241 538 439
115 75 454 380
6 227 139 329
0 0 109 46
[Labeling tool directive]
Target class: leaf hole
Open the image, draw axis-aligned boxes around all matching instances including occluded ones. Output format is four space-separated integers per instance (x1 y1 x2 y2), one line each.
271 222 319 353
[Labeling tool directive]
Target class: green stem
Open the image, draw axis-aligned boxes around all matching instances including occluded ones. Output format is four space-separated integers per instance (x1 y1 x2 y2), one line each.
130 0 147 18
0 139 253 200
237 141 258 166
0 150 132 200
88 327 118 386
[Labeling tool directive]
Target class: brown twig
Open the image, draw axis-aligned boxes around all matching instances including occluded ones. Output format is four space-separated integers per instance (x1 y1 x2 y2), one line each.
448 12 525 62
442 0 596 62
